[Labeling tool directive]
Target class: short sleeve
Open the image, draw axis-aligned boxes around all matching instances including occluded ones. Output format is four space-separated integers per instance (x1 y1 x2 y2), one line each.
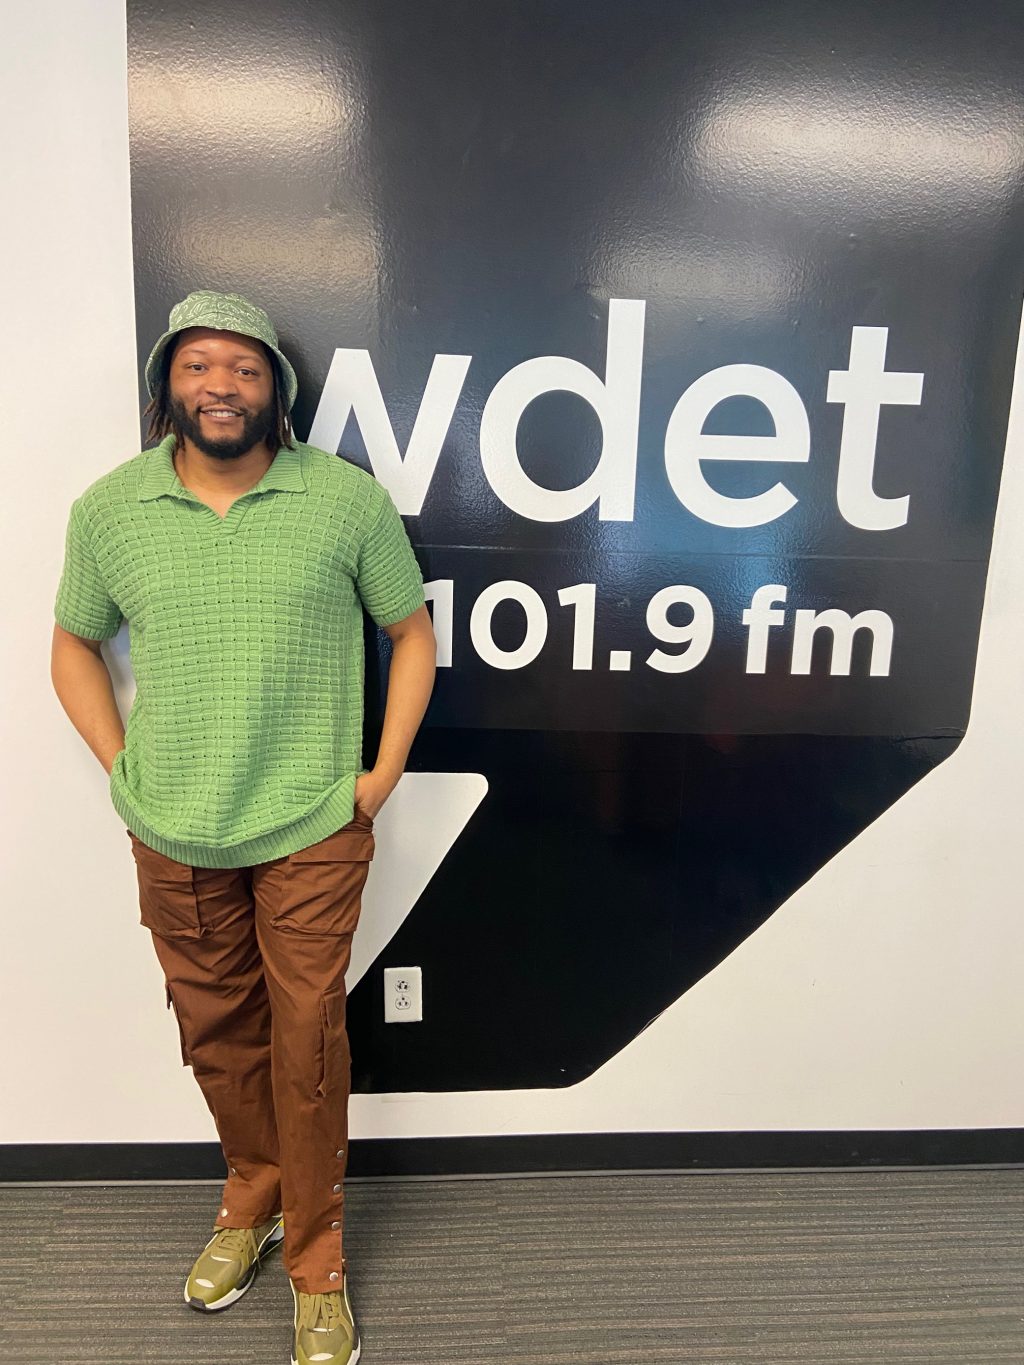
355 487 426 628
54 499 124 640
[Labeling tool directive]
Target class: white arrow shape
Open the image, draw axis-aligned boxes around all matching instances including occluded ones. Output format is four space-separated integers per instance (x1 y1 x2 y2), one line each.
347 771 488 989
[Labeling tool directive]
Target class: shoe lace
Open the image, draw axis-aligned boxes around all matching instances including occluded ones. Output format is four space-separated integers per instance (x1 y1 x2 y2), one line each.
211 1226 257 1260
298 1289 347 1333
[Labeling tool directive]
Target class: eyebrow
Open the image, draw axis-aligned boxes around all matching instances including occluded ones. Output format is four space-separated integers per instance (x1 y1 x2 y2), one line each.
176 345 266 363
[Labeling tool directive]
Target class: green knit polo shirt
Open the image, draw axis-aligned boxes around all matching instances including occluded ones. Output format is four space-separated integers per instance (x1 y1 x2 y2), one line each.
54 434 426 868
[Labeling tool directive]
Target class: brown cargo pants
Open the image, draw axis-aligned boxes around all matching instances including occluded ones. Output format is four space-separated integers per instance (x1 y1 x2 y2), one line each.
125 810 375 1294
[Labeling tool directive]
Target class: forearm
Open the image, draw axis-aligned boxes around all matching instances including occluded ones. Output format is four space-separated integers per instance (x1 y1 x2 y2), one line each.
373 631 436 786
50 639 125 774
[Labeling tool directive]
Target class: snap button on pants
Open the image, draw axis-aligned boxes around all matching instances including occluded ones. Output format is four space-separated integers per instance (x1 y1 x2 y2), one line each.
126 813 375 1294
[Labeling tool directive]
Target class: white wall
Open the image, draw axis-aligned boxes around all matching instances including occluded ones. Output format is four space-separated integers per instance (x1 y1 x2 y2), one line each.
2 0 1021 1147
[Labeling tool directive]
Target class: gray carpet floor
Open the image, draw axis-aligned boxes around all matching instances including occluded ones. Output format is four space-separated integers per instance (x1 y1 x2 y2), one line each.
1 1168 1022 1363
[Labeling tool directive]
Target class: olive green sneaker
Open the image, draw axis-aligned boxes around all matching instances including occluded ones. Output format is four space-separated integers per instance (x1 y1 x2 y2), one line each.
184 1214 284 1311
290 1275 361 1364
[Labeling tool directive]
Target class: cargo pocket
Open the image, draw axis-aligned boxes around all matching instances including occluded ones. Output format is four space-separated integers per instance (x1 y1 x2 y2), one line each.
271 827 374 938
314 988 343 1098
165 981 191 1067
129 835 203 939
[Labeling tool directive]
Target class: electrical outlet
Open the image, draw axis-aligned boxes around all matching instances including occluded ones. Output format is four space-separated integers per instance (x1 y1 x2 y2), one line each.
384 966 423 1023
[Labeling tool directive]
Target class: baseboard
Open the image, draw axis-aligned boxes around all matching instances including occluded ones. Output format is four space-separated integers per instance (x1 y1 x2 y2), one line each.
2 1129 1022 1181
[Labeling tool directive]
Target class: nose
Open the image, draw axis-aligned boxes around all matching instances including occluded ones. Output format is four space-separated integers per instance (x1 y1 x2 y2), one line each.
203 367 240 398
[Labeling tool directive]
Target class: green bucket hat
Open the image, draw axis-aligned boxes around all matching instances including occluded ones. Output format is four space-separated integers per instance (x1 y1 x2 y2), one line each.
145 289 299 410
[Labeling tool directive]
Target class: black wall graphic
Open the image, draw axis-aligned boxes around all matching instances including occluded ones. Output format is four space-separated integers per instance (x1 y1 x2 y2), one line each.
127 1 1023 1091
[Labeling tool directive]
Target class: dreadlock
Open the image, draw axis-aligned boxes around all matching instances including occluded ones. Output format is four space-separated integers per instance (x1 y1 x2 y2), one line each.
142 335 295 452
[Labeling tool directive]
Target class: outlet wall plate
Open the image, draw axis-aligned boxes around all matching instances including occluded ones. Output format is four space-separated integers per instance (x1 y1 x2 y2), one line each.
384 966 423 1023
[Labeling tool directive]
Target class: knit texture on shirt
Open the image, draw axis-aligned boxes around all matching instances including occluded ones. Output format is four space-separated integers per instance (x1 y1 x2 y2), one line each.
54 435 425 867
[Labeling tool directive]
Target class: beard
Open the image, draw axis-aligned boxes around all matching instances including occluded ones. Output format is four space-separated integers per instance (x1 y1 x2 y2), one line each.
168 393 276 460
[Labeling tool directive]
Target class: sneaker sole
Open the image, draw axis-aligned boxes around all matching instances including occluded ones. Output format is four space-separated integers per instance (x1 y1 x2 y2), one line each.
184 1217 285 1313
289 1277 361 1364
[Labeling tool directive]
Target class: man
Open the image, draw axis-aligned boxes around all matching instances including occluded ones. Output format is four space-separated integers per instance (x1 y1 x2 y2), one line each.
50 289 437 1365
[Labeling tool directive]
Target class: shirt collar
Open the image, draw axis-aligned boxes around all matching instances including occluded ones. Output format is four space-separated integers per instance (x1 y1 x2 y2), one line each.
138 433 306 502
